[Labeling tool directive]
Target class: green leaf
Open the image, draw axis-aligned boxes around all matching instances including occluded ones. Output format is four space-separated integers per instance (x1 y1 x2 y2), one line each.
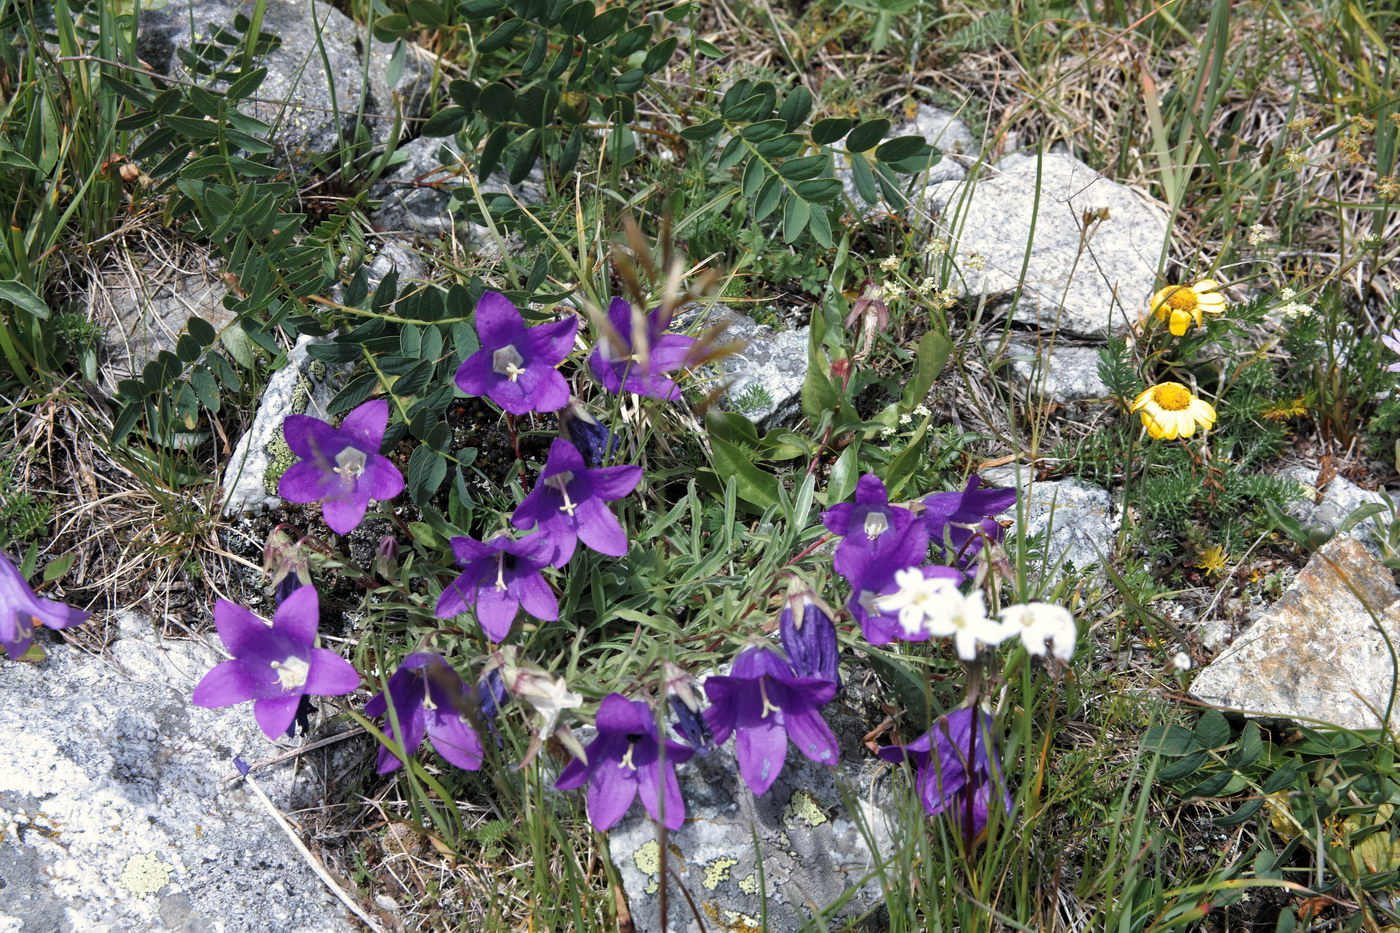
778 86 813 130
421 106 468 137
1141 724 1198 756
614 23 653 57
582 6 627 41
808 206 833 248
782 196 810 243
41 552 76 583
850 152 878 203
695 38 724 58
810 117 854 145
753 133 804 159
1214 798 1266 827
679 118 724 141
741 157 767 198
793 177 843 203
875 134 929 162
846 118 891 153
224 66 267 101
709 436 779 510
800 356 839 421
642 37 678 73
449 79 480 112
176 334 203 363
191 365 220 412
477 18 526 52
221 322 257 369
883 418 931 499
0 280 51 320
1227 721 1264 769
520 28 549 78
372 13 411 40
753 175 783 222
478 83 516 122
408 0 448 26
725 93 773 123
741 118 788 142
1193 709 1232 749
778 154 826 180
901 330 951 408
827 441 859 504
1157 751 1209 782
407 445 448 505
557 0 593 32
716 135 745 170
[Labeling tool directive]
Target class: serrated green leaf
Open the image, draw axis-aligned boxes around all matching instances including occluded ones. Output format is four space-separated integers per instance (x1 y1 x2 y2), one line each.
846 118 891 153
782 196 810 243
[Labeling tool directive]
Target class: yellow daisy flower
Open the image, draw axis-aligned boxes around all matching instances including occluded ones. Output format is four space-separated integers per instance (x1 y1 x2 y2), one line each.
1150 280 1228 336
1131 382 1217 439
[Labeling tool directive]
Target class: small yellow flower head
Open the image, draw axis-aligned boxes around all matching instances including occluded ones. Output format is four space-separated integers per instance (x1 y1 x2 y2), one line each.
963 252 987 272
1284 147 1306 168
1287 114 1317 134
1150 280 1228 336
1378 175 1400 200
1131 382 1217 440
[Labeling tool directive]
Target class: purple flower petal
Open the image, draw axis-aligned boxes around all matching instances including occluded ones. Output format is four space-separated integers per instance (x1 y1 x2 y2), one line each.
322 495 370 536
274 585 320 649
426 709 485 771
636 760 686 830
214 599 273 658
253 695 302 740
305 648 360 695
586 760 638 831
735 717 788 795
192 659 264 708
783 707 838 765
473 585 518 641
338 399 389 449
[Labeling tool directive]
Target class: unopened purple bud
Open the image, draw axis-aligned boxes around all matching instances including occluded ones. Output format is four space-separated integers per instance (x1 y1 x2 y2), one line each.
477 667 509 747
373 536 399 578
263 525 312 594
559 399 618 467
779 583 841 688
661 662 711 752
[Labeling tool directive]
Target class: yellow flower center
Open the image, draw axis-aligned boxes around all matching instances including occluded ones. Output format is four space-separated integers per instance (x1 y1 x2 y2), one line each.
1164 288 1199 312
270 655 310 691
1152 384 1193 411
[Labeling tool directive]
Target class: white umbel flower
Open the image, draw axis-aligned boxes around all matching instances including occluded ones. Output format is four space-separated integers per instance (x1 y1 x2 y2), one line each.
999 602 1077 661
875 569 962 639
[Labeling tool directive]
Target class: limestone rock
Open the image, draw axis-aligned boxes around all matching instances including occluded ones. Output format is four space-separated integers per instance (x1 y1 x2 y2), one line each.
985 339 1110 402
981 475 1117 577
690 307 811 431
924 151 1170 338
369 135 548 243
85 245 231 393
139 0 433 162
1190 536 1400 731
1279 464 1393 555
219 334 347 517
0 613 360 932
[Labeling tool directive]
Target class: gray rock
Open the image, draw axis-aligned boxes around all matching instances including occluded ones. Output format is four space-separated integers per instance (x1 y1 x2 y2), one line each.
0 613 359 932
139 0 433 162
699 307 811 430
219 334 348 517
983 475 1117 576
984 339 1109 402
1190 536 1400 731
1278 464 1393 555
369 135 548 244
923 151 1170 338
85 246 232 392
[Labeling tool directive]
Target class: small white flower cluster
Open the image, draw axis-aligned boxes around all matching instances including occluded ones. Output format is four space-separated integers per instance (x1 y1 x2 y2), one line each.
962 252 988 272
1277 286 1314 319
875 572 1077 662
1247 223 1270 246
880 255 901 271
873 281 903 302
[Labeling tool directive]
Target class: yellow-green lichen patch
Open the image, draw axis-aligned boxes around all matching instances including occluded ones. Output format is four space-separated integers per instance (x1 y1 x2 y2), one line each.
738 872 760 895
119 852 172 898
634 840 661 895
722 909 762 929
702 855 738 890
783 790 828 829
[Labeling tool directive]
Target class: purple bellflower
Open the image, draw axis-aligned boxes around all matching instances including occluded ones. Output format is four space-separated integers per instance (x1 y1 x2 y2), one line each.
588 297 698 400
778 581 840 687
477 666 509 746
555 693 695 831
703 646 839 796
435 535 558 642
920 476 1017 569
454 291 578 415
278 399 405 535
821 473 918 578
839 518 961 646
0 551 89 658
662 661 712 752
510 438 642 567
363 653 485 774
192 585 360 740
878 706 1012 839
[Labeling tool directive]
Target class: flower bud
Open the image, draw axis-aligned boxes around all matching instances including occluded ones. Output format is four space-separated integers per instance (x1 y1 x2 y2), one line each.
778 580 841 688
373 535 399 579
263 525 312 604
558 399 618 467
661 661 711 752
476 667 509 746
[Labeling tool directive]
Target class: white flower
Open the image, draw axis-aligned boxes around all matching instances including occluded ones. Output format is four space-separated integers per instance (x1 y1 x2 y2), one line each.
936 590 1008 660
875 569 962 639
880 255 900 271
912 404 931 417
1172 651 1192 671
999 602 1077 661
963 253 987 272
924 237 949 255
1247 223 1269 246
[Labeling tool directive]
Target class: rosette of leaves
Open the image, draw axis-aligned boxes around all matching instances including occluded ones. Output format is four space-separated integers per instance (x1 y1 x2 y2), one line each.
381 0 682 188
678 79 938 247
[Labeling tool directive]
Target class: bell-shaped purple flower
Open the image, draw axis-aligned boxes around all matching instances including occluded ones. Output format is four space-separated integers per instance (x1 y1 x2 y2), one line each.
363 653 484 774
588 297 697 400
840 518 964 646
454 291 578 415
192 585 360 739
878 706 1011 839
510 438 642 567
702 646 839 796
555 693 695 831
821 473 918 578
278 399 405 535
0 551 89 658
778 582 840 687
921 476 1017 569
435 535 558 642
559 399 619 467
